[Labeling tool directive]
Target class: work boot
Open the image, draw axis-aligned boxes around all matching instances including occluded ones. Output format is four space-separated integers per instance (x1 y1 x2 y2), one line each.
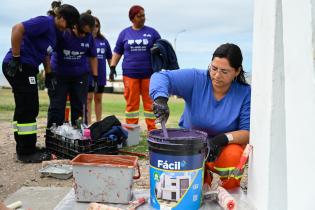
17 148 52 163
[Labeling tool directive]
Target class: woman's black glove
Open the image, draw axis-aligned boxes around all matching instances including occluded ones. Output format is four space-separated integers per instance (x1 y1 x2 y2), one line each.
109 66 117 82
5 56 22 77
207 134 229 162
153 97 169 123
211 133 229 147
45 72 57 91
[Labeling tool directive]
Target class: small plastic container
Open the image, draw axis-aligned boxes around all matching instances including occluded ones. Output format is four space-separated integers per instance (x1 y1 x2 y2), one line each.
122 124 141 146
71 154 140 204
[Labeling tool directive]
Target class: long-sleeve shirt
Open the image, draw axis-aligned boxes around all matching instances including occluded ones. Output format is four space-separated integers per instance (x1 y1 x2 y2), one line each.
149 69 251 137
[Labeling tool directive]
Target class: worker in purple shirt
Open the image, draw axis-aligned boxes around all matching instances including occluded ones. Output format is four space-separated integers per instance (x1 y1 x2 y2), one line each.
87 16 112 124
110 5 161 131
47 10 98 128
2 1 79 163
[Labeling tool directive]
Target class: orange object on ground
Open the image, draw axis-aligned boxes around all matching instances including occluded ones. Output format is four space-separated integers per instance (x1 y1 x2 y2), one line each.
204 144 244 189
65 94 70 122
123 76 156 131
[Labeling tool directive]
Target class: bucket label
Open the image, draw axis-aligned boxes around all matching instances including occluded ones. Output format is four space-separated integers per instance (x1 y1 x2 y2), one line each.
149 151 204 210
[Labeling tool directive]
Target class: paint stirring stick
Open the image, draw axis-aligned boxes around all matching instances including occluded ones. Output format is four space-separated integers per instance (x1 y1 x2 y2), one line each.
161 120 169 138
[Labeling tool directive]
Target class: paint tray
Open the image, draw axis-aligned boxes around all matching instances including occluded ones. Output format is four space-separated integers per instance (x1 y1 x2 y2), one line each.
39 164 73 179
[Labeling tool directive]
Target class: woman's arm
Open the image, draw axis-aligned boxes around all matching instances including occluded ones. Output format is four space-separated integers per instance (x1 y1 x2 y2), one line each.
11 23 24 56
89 57 98 76
110 53 121 67
226 130 249 145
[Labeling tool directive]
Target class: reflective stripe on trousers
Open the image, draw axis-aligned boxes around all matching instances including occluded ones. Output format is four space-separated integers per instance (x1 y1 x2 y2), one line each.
214 166 244 179
15 122 37 135
125 110 140 119
144 111 156 119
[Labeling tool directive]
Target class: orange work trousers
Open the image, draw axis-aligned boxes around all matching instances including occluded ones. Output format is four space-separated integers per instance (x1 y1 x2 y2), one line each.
123 76 156 131
204 144 244 189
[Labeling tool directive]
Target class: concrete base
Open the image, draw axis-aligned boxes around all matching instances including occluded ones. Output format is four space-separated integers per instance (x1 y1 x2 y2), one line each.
4 187 255 210
4 187 70 210
55 188 255 210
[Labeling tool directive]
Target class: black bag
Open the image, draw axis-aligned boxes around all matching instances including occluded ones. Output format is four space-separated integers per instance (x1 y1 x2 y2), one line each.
89 115 121 140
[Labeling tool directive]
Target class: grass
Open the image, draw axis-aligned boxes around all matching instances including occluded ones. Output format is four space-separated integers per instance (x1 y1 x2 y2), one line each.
0 88 185 154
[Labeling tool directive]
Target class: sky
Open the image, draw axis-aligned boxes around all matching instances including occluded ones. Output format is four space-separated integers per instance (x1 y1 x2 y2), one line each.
0 0 253 86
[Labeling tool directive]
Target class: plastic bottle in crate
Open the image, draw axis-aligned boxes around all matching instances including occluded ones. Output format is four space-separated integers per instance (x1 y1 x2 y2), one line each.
79 128 91 146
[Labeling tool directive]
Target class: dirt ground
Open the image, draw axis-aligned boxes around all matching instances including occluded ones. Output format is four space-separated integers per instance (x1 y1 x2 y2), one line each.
0 119 248 203
0 119 150 202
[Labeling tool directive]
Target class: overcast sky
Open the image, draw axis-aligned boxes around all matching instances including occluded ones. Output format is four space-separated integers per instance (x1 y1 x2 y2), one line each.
0 0 253 84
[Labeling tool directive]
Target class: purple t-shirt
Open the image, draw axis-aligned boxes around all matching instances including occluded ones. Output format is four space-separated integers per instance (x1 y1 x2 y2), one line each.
88 37 112 86
51 30 97 76
3 16 57 68
114 26 161 79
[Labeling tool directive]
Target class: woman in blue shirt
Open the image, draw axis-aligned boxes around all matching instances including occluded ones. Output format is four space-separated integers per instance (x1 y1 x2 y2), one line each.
150 43 250 189
2 1 79 163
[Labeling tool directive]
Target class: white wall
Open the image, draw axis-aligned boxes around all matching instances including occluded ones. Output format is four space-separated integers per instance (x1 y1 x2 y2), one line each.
249 0 287 209
250 0 315 209
282 0 315 209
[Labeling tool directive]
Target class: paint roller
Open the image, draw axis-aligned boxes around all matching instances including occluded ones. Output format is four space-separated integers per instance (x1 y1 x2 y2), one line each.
6 201 22 209
203 187 236 210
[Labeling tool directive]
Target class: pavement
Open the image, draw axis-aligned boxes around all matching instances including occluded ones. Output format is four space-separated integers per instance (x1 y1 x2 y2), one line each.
4 187 255 210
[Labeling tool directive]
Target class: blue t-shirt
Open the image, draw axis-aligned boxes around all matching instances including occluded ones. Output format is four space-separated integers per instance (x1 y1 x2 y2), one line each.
3 16 57 68
149 69 251 137
88 37 112 86
51 30 97 76
113 26 161 79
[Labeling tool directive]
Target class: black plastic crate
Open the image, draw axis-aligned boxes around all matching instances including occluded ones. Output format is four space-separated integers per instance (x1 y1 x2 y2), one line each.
45 129 118 159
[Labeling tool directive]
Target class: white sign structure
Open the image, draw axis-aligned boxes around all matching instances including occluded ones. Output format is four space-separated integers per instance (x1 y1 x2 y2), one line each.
249 0 315 209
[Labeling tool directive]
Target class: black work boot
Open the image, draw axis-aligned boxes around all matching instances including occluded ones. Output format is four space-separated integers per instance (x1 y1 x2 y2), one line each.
17 148 52 163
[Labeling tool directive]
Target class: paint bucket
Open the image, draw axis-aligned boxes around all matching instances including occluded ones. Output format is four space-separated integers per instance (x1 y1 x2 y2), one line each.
148 128 208 210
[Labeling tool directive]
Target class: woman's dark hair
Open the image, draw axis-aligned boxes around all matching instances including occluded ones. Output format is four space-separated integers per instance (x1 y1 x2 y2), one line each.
94 16 105 40
77 10 95 34
212 43 248 85
47 1 80 29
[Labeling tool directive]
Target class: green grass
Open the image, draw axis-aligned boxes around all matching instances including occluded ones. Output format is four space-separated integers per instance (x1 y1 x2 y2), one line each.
0 88 185 154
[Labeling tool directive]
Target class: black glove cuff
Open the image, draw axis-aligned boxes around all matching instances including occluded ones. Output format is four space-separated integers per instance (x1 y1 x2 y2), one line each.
155 96 168 103
12 56 21 62
110 66 116 71
211 133 229 147
93 75 98 80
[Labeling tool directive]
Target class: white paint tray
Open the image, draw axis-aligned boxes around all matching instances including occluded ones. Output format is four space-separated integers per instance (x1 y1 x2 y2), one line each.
39 164 73 180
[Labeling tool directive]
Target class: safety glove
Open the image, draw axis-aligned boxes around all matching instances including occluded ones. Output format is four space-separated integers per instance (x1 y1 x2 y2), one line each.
207 134 229 162
211 133 229 147
153 97 169 124
92 75 98 93
109 66 117 82
45 72 57 91
6 56 22 77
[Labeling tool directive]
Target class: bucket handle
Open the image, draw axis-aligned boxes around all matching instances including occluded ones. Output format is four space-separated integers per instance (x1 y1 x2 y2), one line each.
133 163 141 180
